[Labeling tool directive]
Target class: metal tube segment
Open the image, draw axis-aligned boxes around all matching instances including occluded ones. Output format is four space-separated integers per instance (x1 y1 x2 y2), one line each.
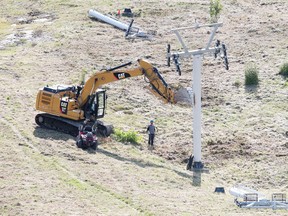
172 30 189 55
171 22 223 31
192 54 203 166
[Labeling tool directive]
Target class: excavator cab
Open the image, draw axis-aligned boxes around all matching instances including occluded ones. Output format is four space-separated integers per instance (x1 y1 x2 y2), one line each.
86 89 107 119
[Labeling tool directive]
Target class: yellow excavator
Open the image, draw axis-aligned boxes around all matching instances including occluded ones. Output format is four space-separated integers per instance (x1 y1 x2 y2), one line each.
35 59 176 136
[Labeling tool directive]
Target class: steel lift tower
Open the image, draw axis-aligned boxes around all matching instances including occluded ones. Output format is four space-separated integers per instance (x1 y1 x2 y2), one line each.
167 22 229 169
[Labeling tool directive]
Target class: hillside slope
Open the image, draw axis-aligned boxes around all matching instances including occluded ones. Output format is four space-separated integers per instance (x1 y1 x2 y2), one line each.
0 0 287 215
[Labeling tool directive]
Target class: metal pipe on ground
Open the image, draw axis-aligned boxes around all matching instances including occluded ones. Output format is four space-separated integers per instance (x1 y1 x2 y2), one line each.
88 9 129 31
88 9 151 40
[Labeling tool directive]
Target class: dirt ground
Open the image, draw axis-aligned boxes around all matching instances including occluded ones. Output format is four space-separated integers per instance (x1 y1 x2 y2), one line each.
0 0 287 215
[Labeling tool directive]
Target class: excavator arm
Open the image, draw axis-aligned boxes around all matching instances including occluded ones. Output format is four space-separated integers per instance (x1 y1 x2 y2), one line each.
138 59 176 104
77 59 176 108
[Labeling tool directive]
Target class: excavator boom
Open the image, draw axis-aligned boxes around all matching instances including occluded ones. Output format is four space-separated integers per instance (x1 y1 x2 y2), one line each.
77 59 175 107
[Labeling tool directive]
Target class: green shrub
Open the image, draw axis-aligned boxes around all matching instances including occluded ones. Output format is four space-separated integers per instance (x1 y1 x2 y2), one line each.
113 128 142 144
234 79 241 87
245 65 259 86
279 63 288 77
80 69 87 85
209 0 223 22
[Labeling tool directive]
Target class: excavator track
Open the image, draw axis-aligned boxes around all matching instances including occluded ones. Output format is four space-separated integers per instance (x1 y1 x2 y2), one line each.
35 114 80 136
35 114 113 137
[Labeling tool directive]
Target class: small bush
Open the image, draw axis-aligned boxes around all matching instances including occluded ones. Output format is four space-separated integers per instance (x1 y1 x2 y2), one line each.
80 69 87 85
113 128 142 144
279 63 288 77
245 65 259 86
209 0 223 22
234 79 241 87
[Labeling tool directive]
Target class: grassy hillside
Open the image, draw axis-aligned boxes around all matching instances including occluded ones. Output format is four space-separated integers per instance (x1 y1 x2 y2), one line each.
0 0 287 215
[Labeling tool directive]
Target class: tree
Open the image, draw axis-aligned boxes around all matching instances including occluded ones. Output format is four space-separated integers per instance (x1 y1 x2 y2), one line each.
210 0 223 23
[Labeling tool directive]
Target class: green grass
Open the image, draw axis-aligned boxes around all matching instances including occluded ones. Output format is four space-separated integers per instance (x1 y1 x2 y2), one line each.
0 46 17 57
0 19 11 35
79 68 88 85
245 64 259 86
233 79 241 87
113 128 143 144
279 62 288 77
65 178 87 190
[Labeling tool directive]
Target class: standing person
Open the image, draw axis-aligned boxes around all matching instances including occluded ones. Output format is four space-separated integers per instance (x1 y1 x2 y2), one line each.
147 120 156 149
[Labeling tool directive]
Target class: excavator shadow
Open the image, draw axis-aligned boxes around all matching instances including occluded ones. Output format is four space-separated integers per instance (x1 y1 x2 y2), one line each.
97 147 205 182
82 148 96 154
33 126 73 141
97 148 165 169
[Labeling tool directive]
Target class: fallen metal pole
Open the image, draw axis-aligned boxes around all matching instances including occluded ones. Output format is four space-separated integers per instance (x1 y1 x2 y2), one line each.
88 9 129 31
88 9 151 40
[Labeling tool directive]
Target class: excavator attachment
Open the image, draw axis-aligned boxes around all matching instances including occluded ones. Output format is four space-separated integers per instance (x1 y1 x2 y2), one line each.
174 87 193 104
138 59 176 104
138 59 192 105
